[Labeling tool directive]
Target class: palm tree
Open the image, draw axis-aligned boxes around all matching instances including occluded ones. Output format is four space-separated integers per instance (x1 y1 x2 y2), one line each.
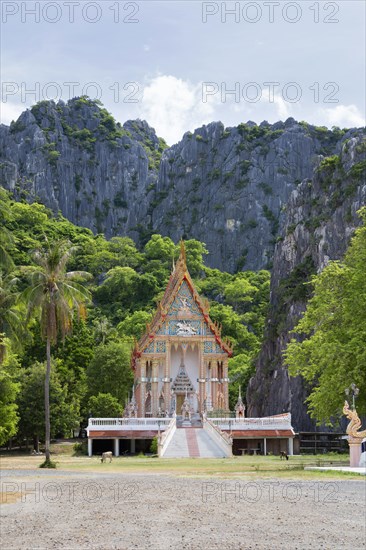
21 240 91 464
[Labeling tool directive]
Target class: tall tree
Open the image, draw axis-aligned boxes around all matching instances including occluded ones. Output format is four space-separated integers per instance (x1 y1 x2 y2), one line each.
88 393 123 418
0 273 23 363
21 240 91 464
87 341 133 403
0 342 20 446
17 360 80 451
284 209 366 424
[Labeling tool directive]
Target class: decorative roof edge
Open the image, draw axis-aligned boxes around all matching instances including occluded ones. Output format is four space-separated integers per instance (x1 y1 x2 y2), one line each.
131 241 233 365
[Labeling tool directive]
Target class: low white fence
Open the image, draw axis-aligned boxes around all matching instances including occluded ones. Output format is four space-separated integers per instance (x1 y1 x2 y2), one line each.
211 413 293 431
87 418 171 432
203 418 232 457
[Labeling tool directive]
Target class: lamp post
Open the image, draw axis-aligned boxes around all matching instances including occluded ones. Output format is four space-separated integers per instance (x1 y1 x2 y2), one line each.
345 383 360 410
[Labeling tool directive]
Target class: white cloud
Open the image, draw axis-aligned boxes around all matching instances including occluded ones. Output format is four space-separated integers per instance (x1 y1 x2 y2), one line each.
263 88 291 121
0 102 24 125
138 75 215 145
318 104 365 128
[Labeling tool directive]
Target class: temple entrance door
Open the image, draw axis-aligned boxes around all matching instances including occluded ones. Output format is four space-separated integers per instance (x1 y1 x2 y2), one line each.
176 394 185 414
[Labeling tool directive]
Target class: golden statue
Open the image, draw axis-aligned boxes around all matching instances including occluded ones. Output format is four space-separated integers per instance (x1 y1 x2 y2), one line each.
343 401 366 440
343 400 366 467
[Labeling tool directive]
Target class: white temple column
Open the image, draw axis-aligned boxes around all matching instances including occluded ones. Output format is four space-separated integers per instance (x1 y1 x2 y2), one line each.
140 361 146 417
88 438 93 457
164 348 171 413
114 438 119 457
206 361 213 412
130 439 136 454
199 345 205 414
211 361 218 409
288 437 294 456
223 358 229 411
263 438 267 456
152 359 159 416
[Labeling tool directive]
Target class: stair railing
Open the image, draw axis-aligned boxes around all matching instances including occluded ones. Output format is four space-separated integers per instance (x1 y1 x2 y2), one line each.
158 417 177 457
203 417 233 457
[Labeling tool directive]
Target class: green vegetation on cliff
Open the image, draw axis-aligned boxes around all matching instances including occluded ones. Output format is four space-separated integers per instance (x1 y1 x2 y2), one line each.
284 209 366 424
0 187 269 445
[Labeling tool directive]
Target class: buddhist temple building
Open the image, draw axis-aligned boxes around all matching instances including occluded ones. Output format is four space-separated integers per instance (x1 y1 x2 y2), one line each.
131 241 232 417
87 242 296 458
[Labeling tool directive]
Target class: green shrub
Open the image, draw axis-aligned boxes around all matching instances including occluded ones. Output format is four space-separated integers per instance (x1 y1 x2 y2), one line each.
150 436 158 454
317 155 341 173
39 459 57 468
73 441 88 455
349 160 366 180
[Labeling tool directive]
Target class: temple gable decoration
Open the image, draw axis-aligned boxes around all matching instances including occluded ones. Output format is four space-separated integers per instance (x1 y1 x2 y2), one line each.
131 241 232 417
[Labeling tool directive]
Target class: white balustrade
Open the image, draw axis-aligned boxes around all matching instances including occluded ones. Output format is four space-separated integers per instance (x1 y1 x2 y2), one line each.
210 413 293 431
87 417 171 432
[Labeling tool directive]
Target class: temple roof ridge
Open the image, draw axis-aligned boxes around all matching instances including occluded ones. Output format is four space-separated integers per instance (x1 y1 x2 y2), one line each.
133 240 233 359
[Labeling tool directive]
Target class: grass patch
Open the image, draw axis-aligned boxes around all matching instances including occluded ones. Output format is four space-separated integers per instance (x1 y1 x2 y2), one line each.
1 450 359 480
39 458 57 469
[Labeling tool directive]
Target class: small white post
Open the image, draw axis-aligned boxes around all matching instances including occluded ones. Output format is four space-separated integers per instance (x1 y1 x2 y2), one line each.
88 438 93 457
263 437 267 456
114 438 119 457
288 437 294 456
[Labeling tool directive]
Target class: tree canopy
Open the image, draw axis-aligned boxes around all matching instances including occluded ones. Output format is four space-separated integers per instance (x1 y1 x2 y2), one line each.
0 186 271 446
284 209 366 424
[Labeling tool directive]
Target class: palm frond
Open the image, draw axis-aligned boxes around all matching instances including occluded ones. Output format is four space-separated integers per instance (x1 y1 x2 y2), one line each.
22 240 91 344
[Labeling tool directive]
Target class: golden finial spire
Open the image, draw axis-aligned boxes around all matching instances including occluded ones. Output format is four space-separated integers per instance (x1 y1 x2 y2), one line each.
180 239 186 267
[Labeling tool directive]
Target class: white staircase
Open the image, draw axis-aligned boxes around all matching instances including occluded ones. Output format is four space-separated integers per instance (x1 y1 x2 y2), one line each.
162 428 227 458
196 429 227 458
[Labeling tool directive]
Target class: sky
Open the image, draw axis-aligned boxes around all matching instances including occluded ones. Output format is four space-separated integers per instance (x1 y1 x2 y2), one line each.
1 0 365 144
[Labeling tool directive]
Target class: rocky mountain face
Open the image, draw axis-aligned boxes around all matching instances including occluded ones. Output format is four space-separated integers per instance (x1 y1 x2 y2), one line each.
0 98 358 272
0 98 164 239
1 98 365 429
247 132 366 430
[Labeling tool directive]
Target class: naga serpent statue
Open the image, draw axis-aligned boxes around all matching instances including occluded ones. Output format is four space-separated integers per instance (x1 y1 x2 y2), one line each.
343 400 366 439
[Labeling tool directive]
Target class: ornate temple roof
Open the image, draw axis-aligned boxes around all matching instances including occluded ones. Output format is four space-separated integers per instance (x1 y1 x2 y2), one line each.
132 241 233 366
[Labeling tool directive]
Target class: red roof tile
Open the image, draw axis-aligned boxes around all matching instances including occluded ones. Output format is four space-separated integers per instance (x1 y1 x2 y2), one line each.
229 430 294 438
88 430 157 438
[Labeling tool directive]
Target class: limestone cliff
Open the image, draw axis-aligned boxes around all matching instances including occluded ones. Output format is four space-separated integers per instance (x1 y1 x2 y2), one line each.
1 98 365 430
0 98 163 239
0 98 358 272
246 131 366 430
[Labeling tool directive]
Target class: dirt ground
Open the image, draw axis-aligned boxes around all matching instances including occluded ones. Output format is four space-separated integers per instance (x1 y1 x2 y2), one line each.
1 469 365 550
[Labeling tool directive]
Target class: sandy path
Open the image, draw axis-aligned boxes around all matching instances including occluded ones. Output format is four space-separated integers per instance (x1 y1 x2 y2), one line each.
1 470 365 550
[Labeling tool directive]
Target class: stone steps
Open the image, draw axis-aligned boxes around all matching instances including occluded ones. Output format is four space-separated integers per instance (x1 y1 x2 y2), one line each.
162 427 226 458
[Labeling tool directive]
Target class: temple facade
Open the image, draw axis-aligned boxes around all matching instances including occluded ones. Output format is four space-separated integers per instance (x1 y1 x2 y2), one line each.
131 242 233 418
